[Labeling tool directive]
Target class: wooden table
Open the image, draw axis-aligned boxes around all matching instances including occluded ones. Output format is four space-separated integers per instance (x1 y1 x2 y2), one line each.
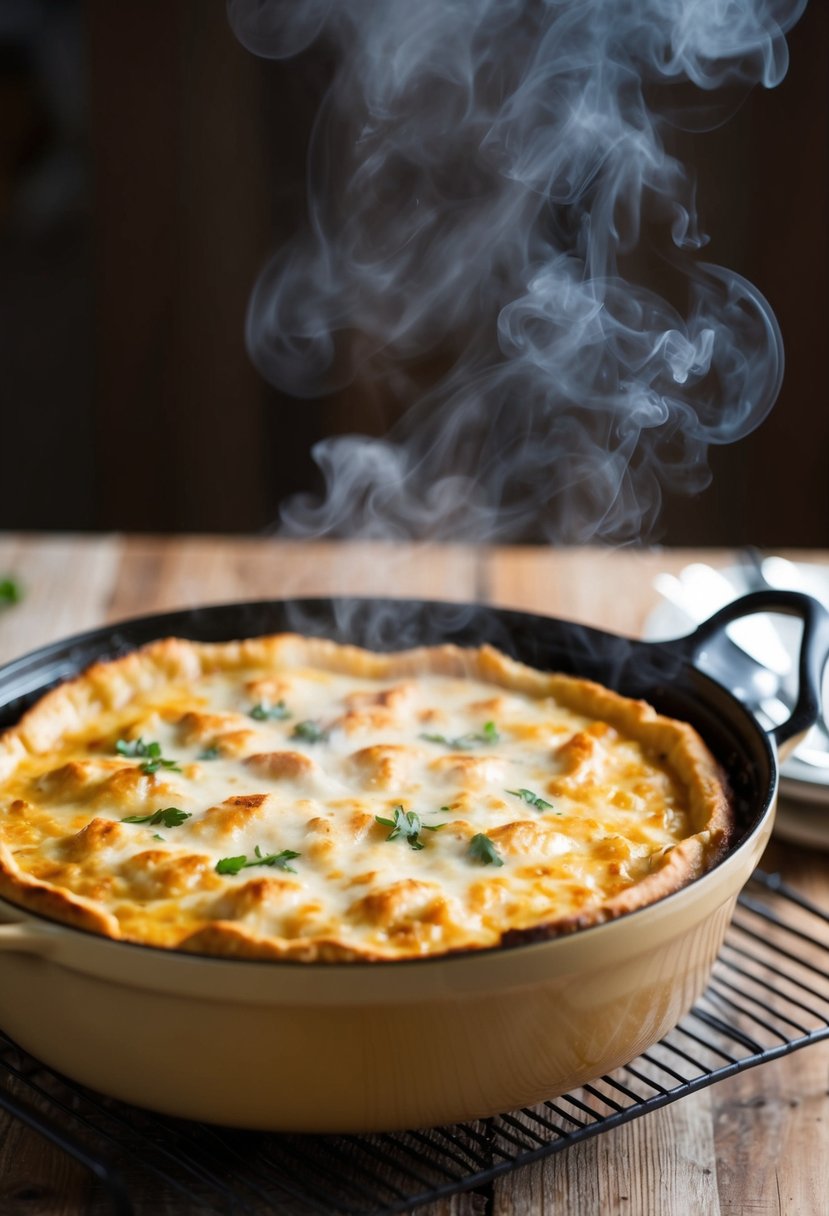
0 535 827 1216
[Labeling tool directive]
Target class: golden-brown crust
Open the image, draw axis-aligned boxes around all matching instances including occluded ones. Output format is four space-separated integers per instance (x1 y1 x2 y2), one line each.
0 634 733 961
0 842 122 937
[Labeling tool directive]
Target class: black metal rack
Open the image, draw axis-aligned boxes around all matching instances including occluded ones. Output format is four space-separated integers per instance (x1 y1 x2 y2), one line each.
2 869 828 1215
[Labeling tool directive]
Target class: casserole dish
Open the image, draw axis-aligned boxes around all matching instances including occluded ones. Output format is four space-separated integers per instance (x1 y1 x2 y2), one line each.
0 590 825 1133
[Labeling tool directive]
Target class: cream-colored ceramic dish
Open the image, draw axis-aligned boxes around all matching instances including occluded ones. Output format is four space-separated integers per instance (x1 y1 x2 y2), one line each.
0 590 824 1132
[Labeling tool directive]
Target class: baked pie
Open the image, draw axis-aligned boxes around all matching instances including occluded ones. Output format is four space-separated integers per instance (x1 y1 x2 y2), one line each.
0 636 732 960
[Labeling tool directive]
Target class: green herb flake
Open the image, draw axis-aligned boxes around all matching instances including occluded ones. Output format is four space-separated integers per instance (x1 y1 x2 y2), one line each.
374 806 432 851
468 833 504 867
115 737 182 775
420 721 500 750
215 847 301 876
249 701 291 722
215 854 247 876
291 720 329 744
121 807 192 828
254 845 301 872
506 788 554 812
116 737 147 758
198 746 220 761
153 834 166 842
141 757 181 775
0 577 22 606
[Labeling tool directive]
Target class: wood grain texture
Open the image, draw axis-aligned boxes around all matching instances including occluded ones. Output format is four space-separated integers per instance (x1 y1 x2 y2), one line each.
493 1093 721 1216
0 535 827 1216
710 841 829 1216
105 535 482 618
712 1047 829 1216
0 534 122 661
0 1089 95 1216
481 545 729 635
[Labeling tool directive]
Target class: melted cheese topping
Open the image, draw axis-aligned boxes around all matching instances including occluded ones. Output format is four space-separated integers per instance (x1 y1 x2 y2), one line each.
0 636 731 960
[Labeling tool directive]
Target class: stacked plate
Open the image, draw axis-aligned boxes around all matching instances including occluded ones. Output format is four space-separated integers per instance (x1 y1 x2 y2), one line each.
644 557 829 849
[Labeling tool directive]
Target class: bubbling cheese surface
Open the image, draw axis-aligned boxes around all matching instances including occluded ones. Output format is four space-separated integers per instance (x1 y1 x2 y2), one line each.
0 635 731 960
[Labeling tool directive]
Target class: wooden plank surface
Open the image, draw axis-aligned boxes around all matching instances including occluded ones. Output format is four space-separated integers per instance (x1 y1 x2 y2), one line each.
0 535 827 1216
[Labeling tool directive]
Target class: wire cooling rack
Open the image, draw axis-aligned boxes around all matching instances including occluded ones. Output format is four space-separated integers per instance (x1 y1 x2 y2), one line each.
1 869 828 1215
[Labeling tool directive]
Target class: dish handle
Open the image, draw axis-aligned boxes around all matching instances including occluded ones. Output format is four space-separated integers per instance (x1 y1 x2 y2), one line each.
670 590 829 760
0 918 59 958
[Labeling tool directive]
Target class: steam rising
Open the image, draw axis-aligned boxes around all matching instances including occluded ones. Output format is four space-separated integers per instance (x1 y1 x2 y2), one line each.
231 0 805 543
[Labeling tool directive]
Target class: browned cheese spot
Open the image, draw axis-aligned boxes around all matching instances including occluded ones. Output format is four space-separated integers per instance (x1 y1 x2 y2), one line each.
347 870 380 888
213 730 259 758
121 850 219 899
466 878 510 915
244 676 291 703
428 753 505 789
346 809 377 843
177 711 245 745
191 793 271 838
335 707 398 733
91 766 161 810
348 878 445 930
36 760 113 803
211 875 301 920
303 815 335 861
466 696 508 716
60 817 125 860
348 745 415 790
488 819 550 855
245 751 314 781
1 800 55 846
345 684 414 711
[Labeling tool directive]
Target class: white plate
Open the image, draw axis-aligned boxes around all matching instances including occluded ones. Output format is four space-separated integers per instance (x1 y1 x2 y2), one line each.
643 559 829 848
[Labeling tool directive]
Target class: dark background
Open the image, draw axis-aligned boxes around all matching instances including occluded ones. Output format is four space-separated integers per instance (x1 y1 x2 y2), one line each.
0 0 826 544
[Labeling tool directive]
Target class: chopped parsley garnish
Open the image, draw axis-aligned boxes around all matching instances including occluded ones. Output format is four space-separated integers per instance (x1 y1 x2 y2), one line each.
420 721 500 750
142 755 181 775
115 738 182 775
153 833 166 841
468 833 504 867
506 788 554 812
215 846 301 876
215 855 247 875
291 720 329 744
121 807 192 828
115 737 147 758
0 577 22 605
198 746 220 761
375 805 443 851
249 701 291 721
